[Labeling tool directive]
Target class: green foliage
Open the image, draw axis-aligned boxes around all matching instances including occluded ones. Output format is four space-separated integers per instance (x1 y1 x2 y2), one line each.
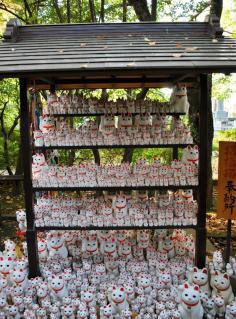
0 79 20 172
160 0 210 21
212 74 235 101
213 129 236 153
132 148 172 164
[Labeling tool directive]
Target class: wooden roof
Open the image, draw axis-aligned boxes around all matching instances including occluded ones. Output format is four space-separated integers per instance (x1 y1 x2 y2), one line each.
1 16 236 82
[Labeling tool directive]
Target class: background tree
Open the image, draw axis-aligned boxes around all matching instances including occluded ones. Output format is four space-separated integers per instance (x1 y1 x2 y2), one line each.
0 0 233 210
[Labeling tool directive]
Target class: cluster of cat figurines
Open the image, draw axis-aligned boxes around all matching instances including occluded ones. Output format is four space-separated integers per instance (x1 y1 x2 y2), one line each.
32 145 198 188
43 84 189 116
33 190 197 228
1 229 236 319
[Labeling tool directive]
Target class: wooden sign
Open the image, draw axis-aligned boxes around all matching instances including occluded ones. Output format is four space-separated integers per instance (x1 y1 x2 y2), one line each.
217 141 236 219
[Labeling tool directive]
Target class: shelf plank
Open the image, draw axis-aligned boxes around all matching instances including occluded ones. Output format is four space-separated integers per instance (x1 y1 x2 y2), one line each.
46 112 185 117
34 143 192 150
33 185 198 191
35 225 197 231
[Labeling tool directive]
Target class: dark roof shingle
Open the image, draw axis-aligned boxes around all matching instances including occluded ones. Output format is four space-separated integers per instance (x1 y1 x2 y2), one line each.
1 17 236 76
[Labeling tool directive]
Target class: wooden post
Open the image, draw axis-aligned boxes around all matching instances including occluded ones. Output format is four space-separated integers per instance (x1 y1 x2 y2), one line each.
196 74 208 268
20 78 40 277
226 219 232 263
172 115 179 160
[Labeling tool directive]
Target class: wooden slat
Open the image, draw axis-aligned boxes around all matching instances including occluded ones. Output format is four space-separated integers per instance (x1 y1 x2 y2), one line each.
2 60 236 73
1 57 236 68
1 52 236 63
1 44 236 54
0 48 236 61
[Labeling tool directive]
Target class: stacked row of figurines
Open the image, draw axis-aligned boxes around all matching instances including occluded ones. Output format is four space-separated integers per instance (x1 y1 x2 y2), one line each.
1 231 236 319
32 145 198 188
34 85 191 147
34 115 193 147
43 85 189 115
32 190 197 228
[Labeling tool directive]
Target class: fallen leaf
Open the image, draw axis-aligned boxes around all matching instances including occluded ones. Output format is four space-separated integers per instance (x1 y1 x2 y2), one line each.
80 43 87 47
228 44 234 48
127 62 136 67
172 53 182 58
103 45 109 49
96 35 106 40
144 37 151 42
148 41 156 46
80 64 88 68
185 47 199 52
176 42 183 48
212 39 218 43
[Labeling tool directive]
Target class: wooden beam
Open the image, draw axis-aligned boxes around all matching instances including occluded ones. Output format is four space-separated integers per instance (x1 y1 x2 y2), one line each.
32 82 196 90
20 78 40 278
195 73 208 268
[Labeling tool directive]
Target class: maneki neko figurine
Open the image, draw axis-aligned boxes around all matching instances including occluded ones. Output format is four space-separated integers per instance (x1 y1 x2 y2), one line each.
170 84 190 114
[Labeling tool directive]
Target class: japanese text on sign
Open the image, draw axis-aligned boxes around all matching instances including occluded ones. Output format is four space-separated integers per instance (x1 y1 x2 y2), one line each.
217 142 236 219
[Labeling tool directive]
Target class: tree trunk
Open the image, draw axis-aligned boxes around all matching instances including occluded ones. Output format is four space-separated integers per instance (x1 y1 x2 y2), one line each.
210 0 223 18
207 76 214 209
128 0 152 21
92 149 100 165
53 0 64 23
68 150 75 165
15 147 23 175
151 0 157 21
77 0 82 22
122 149 134 163
89 0 97 22
66 0 71 23
203 0 223 208
4 138 13 175
123 0 127 22
100 0 105 22
123 0 152 163
15 147 23 194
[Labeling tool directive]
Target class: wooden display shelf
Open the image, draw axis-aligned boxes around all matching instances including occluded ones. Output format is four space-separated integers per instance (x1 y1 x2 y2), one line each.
35 225 197 231
33 185 198 192
34 143 192 150
46 112 185 117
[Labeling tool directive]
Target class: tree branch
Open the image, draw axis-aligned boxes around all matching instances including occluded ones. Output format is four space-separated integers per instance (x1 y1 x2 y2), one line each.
0 101 13 175
0 3 28 23
52 0 64 23
92 149 100 165
189 1 211 21
23 0 33 18
0 101 8 138
123 0 127 22
137 88 149 100
66 0 71 23
210 0 223 18
151 0 157 21
89 0 97 22
100 0 105 22
8 114 20 138
128 0 152 21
